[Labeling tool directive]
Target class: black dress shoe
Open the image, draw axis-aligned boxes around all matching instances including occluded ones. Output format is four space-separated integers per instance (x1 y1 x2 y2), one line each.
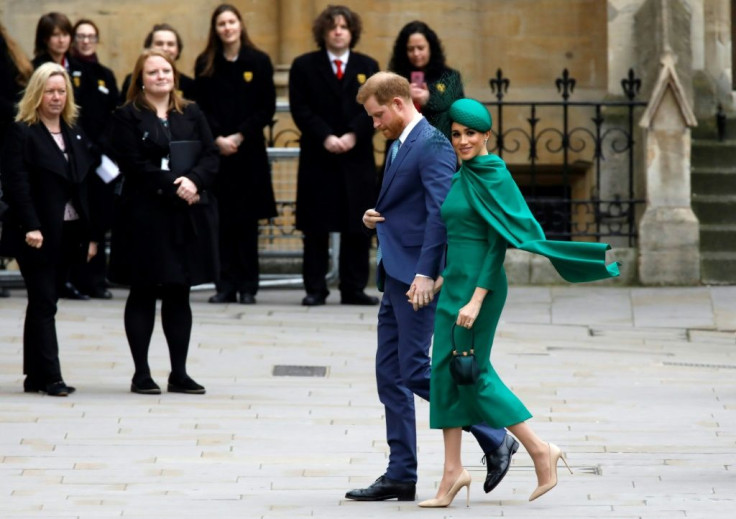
61 282 90 300
208 291 236 303
131 376 162 394
167 375 206 394
45 381 76 397
482 434 519 493
89 288 113 300
239 292 256 304
341 291 379 305
23 377 43 393
345 474 416 501
302 292 327 306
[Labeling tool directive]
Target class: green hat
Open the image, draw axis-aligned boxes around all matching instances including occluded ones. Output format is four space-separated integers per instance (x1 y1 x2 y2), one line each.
449 98 492 132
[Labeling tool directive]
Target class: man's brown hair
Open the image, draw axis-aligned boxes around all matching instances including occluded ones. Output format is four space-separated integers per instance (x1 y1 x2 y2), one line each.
356 71 411 106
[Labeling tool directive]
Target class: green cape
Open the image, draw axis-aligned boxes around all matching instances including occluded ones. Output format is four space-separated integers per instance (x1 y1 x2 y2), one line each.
458 154 620 283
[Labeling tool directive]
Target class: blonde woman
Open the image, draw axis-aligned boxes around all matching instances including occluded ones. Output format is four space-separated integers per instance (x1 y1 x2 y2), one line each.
0 63 99 396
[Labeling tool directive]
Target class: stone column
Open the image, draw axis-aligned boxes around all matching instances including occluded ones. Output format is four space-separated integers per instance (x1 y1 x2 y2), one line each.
638 52 700 285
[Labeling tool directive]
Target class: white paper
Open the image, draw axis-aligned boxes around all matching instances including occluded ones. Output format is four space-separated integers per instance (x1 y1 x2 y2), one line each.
95 154 120 183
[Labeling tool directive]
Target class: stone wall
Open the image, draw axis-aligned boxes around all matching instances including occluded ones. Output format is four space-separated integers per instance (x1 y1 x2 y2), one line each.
1 0 609 102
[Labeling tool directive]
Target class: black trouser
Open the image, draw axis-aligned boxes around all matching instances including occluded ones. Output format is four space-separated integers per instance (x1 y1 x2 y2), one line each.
216 217 259 296
302 230 371 296
124 283 192 380
71 234 108 294
18 220 85 385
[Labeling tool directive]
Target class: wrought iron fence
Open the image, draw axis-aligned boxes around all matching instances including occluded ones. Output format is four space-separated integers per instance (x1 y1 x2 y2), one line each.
486 68 647 246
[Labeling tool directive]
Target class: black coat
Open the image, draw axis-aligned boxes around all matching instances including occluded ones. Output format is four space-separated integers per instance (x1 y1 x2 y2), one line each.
289 50 379 233
0 120 98 260
194 47 276 221
75 60 119 145
107 102 220 286
0 32 24 146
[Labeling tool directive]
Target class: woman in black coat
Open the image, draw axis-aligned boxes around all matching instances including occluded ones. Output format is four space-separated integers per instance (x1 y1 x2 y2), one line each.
0 63 99 396
195 3 276 305
69 18 119 299
31 13 88 97
108 49 219 395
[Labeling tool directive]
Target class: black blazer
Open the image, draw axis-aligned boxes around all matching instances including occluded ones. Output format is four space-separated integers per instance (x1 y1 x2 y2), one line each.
0 120 98 259
289 49 379 233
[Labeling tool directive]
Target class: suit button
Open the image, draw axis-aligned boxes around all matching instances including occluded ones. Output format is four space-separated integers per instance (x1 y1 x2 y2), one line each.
157 189 163 195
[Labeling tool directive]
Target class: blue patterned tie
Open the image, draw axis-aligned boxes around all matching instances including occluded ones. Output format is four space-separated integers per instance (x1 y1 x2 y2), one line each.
387 139 400 168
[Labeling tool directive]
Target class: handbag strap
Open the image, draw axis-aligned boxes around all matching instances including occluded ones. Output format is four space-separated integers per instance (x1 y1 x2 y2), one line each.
451 322 475 356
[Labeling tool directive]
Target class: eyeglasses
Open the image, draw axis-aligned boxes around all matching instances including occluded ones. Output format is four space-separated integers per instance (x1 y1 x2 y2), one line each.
75 34 98 42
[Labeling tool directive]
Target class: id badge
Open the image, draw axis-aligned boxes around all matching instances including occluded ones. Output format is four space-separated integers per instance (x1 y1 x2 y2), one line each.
161 157 170 171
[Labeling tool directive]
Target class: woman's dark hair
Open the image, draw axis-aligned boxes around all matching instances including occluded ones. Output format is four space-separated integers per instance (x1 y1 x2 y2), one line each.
34 12 73 57
143 23 184 59
72 18 100 39
311 4 362 50
196 4 256 77
388 21 447 80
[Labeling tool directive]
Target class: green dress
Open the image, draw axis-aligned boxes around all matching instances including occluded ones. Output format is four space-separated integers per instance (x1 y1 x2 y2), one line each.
429 154 619 429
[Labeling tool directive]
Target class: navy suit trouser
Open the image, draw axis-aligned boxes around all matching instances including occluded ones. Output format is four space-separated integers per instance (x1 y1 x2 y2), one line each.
377 273 506 483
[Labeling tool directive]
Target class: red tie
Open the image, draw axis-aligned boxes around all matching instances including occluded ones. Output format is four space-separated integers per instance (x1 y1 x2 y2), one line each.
335 59 344 80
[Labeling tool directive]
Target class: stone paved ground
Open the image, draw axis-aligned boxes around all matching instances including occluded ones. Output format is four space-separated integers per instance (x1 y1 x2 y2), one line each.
0 286 734 518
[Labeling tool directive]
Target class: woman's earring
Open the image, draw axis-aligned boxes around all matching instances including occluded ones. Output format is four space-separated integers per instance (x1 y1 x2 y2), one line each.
484 138 488 145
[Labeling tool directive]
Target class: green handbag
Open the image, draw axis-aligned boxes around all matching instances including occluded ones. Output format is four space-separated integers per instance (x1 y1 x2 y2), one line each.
449 323 479 385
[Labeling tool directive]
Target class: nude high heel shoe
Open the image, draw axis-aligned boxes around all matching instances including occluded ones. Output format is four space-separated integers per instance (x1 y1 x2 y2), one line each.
529 442 572 501
418 469 472 508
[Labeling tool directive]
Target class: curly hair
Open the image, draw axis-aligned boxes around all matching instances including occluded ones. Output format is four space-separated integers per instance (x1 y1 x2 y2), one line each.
387 21 447 81
311 4 362 50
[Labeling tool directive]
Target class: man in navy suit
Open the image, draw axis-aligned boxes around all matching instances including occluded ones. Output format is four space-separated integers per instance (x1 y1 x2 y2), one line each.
289 5 379 307
346 72 518 501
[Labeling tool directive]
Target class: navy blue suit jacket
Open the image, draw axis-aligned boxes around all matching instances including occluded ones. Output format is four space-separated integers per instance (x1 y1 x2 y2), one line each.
375 117 456 286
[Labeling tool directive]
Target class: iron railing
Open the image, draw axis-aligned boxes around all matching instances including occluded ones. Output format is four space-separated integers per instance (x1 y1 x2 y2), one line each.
486 68 647 246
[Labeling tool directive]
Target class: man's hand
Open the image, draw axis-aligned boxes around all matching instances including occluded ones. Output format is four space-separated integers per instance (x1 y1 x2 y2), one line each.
406 275 435 311
87 241 98 262
362 208 384 230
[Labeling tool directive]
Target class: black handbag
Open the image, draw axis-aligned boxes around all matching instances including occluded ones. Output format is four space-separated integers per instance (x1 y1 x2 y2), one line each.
449 323 479 385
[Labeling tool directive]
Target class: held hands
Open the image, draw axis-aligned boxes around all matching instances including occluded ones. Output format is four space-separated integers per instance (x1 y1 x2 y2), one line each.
174 176 199 205
406 276 436 311
215 135 239 156
324 132 356 154
362 208 384 230
25 230 43 249
409 82 430 107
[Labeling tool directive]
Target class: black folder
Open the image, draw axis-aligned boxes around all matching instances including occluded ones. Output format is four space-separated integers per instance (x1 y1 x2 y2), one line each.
169 140 202 176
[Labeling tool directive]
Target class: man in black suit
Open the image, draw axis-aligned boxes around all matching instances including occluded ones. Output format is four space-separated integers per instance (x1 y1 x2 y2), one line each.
289 5 379 306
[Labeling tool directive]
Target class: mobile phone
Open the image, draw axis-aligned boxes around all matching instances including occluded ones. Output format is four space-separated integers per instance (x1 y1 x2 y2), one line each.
411 71 425 85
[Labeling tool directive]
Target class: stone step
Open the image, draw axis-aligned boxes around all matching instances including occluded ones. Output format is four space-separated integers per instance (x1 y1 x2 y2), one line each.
700 225 736 252
691 168 736 196
692 140 736 169
701 252 736 285
692 195 736 224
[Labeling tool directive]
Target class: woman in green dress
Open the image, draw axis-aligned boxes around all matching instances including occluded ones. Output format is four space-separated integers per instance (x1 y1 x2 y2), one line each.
418 99 619 507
